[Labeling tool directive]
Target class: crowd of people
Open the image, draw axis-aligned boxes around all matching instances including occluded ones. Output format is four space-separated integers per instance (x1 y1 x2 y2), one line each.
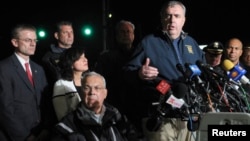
0 1 250 141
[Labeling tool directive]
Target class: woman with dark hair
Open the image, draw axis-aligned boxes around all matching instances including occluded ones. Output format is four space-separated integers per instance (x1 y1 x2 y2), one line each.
52 47 89 121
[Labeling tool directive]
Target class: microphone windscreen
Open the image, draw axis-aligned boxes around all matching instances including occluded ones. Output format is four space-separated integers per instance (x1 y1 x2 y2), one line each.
222 59 234 71
173 83 188 99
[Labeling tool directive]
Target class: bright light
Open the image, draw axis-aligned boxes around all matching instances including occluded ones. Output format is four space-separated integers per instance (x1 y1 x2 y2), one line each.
38 31 46 38
108 13 112 18
82 25 93 37
84 28 91 35
37 28 46 39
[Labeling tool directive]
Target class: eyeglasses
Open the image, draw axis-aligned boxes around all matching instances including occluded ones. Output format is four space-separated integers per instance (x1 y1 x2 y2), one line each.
18 38 38 43
83 86 105 92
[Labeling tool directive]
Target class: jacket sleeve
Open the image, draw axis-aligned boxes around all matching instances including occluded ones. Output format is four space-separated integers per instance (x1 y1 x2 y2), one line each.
51 132 86 141
52 80 81 121
51 122 87 141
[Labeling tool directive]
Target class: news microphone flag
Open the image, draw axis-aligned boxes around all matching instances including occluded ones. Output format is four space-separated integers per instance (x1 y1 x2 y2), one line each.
185 64 202 79
156 80 171 95
229 65 246 81
166 95 185 108
222 59 249 83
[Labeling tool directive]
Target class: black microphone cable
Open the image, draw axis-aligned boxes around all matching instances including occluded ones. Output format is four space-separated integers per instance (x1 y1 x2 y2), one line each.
237 85 250 112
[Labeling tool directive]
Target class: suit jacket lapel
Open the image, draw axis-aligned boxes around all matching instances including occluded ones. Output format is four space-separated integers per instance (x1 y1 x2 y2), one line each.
11 55 35 91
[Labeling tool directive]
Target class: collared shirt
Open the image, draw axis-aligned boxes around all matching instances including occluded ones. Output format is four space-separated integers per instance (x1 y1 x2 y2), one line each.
14 53 31 73
82 105 106 124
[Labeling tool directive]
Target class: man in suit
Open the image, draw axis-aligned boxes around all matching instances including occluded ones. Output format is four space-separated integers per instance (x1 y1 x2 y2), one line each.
0 24 49 141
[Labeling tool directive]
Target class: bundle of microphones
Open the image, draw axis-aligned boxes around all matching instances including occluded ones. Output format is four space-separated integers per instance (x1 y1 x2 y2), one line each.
146 59 250 132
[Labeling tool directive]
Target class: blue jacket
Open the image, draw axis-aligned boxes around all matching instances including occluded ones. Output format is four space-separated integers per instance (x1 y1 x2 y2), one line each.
122 30 206 118
124 30 205 84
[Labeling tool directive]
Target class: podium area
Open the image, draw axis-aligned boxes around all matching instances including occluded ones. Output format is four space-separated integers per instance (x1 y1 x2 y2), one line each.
196 112 250 141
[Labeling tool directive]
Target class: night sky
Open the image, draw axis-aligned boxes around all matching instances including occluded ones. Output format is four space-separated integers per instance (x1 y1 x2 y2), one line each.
1 0 250 65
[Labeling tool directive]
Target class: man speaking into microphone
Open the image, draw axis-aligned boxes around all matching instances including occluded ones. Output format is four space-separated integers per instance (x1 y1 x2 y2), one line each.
122 1 206 141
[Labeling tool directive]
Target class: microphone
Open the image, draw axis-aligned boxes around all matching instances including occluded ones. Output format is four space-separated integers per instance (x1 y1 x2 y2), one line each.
151 78 172 107
184 63 204 85
184 63 201 79
157 80 189 110
196 60 229 81
146 79 172 131
165 83 188 109
174 83 200 132
147 80 189 131
153 79 173 116
170 82 191 109
156 79 171 95
222 59 250 85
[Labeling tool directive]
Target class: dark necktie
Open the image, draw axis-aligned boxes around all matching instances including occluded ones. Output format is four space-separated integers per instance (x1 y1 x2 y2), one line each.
25 63 34 86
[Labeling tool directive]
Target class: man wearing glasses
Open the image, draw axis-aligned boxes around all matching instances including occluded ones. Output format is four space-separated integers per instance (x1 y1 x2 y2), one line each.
0 24 49 141
51 71 141 141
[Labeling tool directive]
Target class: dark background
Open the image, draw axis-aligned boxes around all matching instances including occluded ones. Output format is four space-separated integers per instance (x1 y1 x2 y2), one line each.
1 0 250 66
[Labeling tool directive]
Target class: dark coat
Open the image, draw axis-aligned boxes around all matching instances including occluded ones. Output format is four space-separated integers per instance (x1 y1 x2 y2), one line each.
0 54 48 141
51 103 140 141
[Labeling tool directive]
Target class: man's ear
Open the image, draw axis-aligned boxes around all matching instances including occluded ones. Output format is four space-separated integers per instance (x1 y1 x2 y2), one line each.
54 32 59 40
11 39 18 48
104 89 108 99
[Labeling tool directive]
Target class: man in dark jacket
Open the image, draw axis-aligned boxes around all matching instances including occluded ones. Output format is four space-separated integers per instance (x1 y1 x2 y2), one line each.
41 21 74 86
51 71 141 141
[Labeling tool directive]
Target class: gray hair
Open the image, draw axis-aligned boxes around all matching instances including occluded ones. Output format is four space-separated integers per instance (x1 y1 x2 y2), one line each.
11 24 36 39
115 20 135 31
160 0 186 18
81 71 106 88
56 20 73 32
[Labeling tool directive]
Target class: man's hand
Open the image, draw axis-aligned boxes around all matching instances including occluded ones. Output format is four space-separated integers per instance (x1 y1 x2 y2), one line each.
139 58 159 80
